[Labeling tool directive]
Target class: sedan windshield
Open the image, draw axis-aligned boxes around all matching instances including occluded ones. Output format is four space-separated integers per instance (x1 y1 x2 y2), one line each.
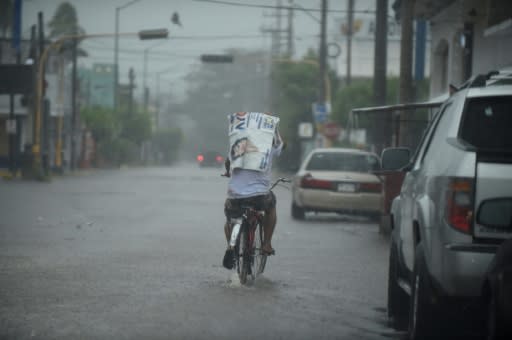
305 152 380 172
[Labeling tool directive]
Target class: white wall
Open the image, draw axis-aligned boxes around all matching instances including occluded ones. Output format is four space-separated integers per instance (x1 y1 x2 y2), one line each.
428 0 512 97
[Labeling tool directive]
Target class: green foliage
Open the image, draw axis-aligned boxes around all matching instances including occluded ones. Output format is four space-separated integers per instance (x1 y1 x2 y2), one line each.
81 106 157 166
81 106 117 142
271 59 319 169
97 138 138 166
181 49 270 155
331 79 374 126
332 77 430 127
151 128 183 164
120 112 152 146
48 2 85 37
48 2 87 56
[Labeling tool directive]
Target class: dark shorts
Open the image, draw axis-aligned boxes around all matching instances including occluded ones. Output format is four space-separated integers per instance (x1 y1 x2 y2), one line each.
224 191 276 219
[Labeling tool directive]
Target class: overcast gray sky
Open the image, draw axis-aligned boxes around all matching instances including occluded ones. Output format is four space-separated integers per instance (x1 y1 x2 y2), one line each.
22 0 380 100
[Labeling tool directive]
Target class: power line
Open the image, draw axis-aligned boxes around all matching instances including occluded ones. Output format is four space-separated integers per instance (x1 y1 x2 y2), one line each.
191 0 376 14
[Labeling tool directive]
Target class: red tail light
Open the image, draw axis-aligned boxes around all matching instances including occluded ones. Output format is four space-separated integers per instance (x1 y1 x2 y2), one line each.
216 155 223 162
197 154 204 162
445 177 473 234
300 173 333 190
359 182 382 193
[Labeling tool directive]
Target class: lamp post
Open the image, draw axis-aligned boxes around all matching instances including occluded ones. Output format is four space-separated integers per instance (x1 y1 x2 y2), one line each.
114 0 141 114
33 29 168 177
143 40 168 112
153 66 176 131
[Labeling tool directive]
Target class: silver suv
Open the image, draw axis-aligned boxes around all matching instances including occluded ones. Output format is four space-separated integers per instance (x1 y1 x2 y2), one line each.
382 70 512 339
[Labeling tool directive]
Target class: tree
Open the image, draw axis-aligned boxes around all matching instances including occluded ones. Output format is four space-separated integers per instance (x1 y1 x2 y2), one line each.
331 77 430 151
151 128 183 164
48 2 85 37
120 111 152 146
81 106 118 143
271 58 318 169
48 2 87 56
181 49 269 156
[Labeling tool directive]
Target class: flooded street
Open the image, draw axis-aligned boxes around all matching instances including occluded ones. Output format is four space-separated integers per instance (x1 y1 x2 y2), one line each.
0 165 402 339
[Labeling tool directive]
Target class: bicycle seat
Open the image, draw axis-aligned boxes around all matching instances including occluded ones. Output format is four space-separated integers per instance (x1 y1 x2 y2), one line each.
241 205 264 212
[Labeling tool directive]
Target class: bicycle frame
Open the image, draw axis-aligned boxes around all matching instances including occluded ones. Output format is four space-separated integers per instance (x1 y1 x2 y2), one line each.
230 207 265 284
224 177 290 284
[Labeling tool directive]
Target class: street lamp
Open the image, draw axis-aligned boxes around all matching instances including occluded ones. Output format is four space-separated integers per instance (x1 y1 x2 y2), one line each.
143 40 168 112
153 66 177 131
114 0 142 114
33 29 168 177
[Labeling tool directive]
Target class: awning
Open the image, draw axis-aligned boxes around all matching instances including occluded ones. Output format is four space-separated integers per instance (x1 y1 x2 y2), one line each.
351 95 446 115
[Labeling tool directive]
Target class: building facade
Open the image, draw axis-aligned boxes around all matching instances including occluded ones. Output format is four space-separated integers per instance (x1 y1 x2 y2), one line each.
415 0 512 96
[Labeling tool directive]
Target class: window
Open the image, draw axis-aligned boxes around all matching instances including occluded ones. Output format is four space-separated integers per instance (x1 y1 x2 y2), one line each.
306 152 380 172
410 102 450 168
459 96 512 151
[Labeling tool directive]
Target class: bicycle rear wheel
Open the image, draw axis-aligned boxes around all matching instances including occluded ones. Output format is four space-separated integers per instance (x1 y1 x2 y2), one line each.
254 223 267 275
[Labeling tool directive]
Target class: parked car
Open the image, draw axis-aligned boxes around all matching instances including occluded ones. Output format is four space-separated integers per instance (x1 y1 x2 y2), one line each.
291 148 382 220
197 151 224 168
383 70 512 339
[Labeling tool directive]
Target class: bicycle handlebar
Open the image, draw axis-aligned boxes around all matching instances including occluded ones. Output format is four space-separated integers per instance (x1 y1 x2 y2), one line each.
270 177 291 190
221 173 290 190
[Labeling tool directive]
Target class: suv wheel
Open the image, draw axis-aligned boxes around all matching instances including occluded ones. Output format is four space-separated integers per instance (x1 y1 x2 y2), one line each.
408 243 439 340
387 241 409 330
291 201 305 220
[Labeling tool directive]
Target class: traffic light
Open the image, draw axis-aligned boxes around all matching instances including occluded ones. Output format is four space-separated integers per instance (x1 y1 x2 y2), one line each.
138 28 169 40
200 54 234 63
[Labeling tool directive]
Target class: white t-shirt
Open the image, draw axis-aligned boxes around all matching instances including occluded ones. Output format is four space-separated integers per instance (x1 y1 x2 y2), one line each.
227 142 283 199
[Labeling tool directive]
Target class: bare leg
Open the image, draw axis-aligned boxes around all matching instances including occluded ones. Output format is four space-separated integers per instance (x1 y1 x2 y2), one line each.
224 221 232 246
262 206 277 253
222 221 235 269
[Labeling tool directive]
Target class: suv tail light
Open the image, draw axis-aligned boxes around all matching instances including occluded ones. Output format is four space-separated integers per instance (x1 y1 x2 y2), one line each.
445 177 474 234
300 173 333 190
216 155 223 162
197 154 204 162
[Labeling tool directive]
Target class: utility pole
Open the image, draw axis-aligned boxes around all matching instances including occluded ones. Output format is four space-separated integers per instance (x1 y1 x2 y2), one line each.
318 0 327 103
70 39 78 171
346 0 354 85
398 0 415 147
8 0 23 176
276 0 283 57
38 11 48 176
261 0 288 111
286 0 294 57
373 0 389 151
128 67 135 115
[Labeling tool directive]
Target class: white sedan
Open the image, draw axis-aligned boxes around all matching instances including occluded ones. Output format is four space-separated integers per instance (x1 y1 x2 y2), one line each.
291 148 383 220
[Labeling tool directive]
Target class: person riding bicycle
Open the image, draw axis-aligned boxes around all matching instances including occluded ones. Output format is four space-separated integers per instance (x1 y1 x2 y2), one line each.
222 112 285 269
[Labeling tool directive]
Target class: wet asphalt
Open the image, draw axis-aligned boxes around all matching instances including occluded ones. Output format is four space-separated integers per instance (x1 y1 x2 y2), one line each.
0 164 405 340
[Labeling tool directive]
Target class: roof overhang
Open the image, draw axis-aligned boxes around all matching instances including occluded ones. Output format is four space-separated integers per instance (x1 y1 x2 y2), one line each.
351 96 446 116
414 0 457 20
485 18 512 36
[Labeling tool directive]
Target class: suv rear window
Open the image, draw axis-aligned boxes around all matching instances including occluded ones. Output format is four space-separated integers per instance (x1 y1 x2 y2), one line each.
459 96 512 151
306 152 380 172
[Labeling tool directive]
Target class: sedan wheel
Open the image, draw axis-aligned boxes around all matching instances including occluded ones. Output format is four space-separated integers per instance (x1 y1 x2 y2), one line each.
291 201 305 220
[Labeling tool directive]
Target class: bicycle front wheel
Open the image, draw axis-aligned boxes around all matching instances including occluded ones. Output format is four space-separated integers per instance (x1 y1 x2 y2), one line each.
238 227 250 285
254 223 267 276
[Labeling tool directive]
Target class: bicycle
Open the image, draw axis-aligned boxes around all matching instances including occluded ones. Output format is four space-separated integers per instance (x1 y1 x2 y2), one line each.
224 177 290 285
